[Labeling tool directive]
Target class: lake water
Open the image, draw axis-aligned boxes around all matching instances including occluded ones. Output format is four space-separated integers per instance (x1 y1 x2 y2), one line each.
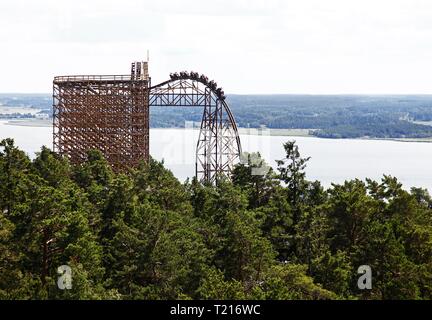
0 121 431 192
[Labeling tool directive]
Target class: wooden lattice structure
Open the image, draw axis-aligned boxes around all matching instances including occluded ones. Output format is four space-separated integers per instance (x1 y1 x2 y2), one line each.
53 62 150 171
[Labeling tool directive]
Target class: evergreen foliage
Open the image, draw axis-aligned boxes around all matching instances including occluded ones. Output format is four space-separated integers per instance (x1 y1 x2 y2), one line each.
0 138 431 299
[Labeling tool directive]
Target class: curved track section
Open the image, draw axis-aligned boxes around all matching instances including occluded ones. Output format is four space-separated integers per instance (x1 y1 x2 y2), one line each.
149 72 242 184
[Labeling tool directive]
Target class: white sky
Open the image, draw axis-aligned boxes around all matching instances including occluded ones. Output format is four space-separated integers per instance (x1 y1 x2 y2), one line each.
1 0 432 94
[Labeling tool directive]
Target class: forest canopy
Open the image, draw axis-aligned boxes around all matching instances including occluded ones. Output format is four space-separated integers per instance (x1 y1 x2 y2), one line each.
0 138 431 300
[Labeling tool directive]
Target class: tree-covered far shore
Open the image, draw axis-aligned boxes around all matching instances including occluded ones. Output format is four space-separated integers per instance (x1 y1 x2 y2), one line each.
0 138 431 300
3 94 432 139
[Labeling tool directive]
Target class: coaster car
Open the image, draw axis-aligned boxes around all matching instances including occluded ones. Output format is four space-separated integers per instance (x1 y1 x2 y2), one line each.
208 80 217 91
180 71 189 78
200 74 209 84
216 88 225 100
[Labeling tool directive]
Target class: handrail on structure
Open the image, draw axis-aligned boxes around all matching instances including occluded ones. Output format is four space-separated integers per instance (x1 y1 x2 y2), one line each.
53 75 148 83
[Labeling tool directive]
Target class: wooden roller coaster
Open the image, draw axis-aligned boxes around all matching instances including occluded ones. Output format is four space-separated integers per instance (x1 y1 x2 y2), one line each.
53 62 242 184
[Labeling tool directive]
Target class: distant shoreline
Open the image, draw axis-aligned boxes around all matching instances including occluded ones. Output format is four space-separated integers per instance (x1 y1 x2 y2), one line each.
3 119 52 127
2 119 432 143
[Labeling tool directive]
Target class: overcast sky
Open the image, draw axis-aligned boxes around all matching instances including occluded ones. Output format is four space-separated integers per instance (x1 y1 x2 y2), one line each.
1 0 432 94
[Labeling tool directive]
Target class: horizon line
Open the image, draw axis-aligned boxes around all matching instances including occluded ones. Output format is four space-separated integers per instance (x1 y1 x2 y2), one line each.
2 92 432 96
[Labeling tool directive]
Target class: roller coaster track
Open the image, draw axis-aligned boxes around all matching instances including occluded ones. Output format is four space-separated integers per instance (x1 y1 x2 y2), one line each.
149 72 242 184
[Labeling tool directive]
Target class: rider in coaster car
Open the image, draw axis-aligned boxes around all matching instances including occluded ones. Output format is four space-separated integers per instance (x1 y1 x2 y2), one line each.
209 80 217 91
216 88 225 100
200 74 209 84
